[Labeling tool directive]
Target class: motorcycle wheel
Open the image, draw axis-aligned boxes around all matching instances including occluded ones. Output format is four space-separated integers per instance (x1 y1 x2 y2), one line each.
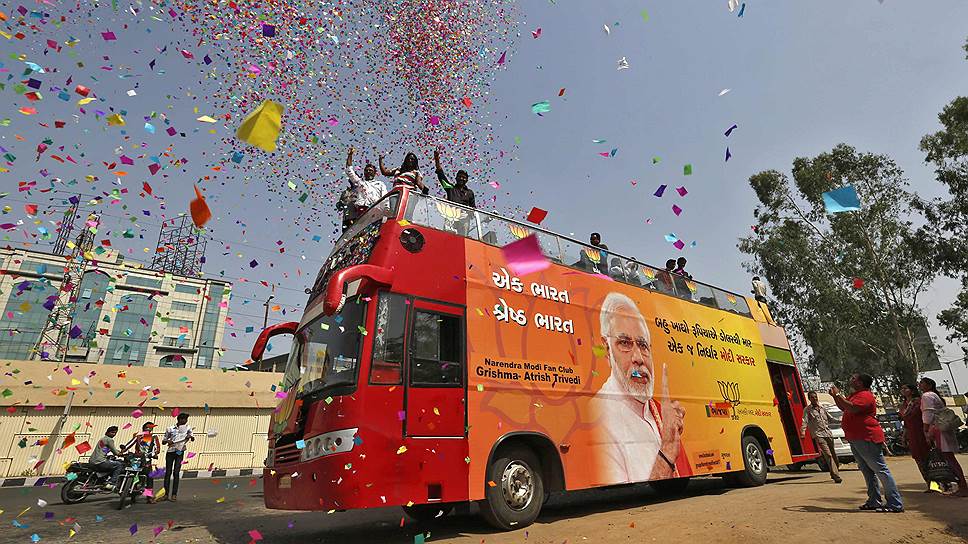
60 479 89 504
117 476 132 510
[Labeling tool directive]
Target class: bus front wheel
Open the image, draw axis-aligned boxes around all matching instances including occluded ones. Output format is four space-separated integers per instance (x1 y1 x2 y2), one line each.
479 446 544 531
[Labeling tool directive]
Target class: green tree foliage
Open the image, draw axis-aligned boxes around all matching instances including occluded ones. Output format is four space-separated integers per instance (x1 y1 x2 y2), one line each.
739 145 935 384
917 40 968 357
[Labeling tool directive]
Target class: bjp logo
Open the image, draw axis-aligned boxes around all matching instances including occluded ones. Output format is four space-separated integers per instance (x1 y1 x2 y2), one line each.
508 223 533 240
581 248 601 264
435 201 466 223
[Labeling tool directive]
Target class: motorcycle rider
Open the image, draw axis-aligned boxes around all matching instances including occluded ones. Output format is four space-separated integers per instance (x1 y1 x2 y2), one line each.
123 422 161 503
89 426 124 490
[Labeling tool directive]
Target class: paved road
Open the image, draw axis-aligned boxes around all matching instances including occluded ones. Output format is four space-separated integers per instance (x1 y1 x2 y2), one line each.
1 455 966 544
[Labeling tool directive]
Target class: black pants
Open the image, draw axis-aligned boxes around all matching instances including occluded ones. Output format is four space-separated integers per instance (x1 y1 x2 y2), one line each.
163 451 182 496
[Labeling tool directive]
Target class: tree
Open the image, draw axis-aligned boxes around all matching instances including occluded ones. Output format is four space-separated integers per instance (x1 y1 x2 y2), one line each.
917 37 968 358
739 144 936 385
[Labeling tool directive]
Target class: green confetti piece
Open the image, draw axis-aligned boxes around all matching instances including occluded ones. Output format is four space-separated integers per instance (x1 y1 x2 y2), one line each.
640 9 649 22
324 396 334 404
476 384 484 392
683 164 693 175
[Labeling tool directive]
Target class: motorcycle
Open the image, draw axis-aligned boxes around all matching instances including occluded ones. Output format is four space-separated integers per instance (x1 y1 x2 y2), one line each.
883 427 908 457
61 453 148 510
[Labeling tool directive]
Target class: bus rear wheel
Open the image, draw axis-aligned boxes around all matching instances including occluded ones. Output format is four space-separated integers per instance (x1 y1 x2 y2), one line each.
479 447 544 531
734 435 769 487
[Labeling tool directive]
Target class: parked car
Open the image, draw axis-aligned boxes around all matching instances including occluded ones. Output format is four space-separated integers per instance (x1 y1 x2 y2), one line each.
789 403 853 471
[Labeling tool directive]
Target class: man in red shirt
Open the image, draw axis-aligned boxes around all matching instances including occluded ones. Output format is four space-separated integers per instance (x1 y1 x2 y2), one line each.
830 373 903 513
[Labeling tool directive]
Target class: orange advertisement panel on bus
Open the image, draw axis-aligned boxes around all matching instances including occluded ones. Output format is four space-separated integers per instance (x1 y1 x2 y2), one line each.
463 242 790 496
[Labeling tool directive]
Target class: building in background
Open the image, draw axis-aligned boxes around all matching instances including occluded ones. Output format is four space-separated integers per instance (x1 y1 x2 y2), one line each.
0 247 230 369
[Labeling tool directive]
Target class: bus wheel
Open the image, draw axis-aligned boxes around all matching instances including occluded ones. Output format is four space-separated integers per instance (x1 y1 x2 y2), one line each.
402 504 454 523
735 435 769 487
649 477 691 496
479 447 544 531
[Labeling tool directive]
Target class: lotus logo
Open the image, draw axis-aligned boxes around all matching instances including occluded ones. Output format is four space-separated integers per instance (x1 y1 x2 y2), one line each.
434 201 466 222
641 266 657 280
581 248 601 264
717 380 741 420
508 223 533 240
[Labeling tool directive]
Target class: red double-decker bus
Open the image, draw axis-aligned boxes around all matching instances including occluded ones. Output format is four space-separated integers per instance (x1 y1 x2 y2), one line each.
251 187 817 530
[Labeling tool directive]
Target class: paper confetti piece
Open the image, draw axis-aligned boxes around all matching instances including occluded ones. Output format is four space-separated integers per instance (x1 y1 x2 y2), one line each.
653 184 667 198
190 185 212 227
676 186 688 197
724 123 738 137
526 207 548 224
501 234 550 277
718 88 731 96
531 100 551 114
672 205 683 216
236 100 284 152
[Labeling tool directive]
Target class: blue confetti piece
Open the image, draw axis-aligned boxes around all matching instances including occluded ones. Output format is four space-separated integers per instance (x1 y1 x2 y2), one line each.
295 439 306 449
31 534 40 542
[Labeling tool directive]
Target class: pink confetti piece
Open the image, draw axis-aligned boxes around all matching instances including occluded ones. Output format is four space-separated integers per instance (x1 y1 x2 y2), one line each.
501 234 550 277
672 205 683 216
676 186 688 197
673 240 685 250
101 31 117 41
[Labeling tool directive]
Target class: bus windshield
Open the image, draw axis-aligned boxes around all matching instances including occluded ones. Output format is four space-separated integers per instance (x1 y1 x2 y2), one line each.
281 298 367 397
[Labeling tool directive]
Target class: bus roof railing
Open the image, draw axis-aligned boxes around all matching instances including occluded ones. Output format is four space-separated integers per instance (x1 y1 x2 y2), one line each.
331 187 756 319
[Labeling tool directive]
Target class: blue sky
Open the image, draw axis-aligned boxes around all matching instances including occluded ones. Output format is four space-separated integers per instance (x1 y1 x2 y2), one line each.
2 1 967 390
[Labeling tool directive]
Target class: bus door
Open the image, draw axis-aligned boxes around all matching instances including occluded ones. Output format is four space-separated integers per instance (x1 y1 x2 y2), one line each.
767 361 805 455
404 299 466 437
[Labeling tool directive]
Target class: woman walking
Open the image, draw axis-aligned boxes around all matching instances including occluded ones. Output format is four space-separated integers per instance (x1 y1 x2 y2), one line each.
899 384 930 490
920 377 968 496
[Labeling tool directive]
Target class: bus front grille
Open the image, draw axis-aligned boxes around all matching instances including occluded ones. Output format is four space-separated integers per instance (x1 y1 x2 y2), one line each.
273 443 301 466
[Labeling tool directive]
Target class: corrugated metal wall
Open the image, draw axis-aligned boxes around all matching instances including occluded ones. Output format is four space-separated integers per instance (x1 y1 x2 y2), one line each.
0 406 273 478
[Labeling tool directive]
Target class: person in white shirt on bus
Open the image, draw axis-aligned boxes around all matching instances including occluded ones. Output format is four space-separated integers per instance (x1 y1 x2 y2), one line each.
592 292 686 484
342 147 388 231
162 412 194 502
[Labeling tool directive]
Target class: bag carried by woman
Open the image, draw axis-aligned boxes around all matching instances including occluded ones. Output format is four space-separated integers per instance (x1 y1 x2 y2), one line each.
925 447 957 483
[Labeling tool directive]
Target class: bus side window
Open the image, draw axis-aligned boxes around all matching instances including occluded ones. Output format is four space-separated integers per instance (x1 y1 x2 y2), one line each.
411 311 463 386
370 293 407 385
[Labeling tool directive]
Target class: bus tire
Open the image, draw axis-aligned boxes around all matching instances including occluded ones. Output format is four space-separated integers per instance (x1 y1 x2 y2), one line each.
650 477 691 496
735 435 769 487
402 504 454 523
479 446 544 531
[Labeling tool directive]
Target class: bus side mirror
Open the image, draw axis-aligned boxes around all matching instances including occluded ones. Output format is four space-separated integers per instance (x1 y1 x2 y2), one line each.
251 321 299 362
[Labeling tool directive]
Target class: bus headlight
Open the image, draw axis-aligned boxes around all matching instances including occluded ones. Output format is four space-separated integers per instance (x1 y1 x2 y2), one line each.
300 428 358 462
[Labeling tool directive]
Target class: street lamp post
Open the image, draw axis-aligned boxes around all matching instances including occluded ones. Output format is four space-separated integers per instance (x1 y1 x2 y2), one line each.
263 295 274 330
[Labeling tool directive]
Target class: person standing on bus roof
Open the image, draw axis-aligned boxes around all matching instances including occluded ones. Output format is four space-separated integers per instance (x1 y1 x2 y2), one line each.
578 233 609 274
799 391 842 483
674 257 692 279
830 374 903 512
433 149 476 208
341 147 387 232
591 292 688 484
379 152 430 194
656 259 676 294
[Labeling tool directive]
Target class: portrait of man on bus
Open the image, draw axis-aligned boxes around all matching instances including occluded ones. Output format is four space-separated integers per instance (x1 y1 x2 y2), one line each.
592 292 687 483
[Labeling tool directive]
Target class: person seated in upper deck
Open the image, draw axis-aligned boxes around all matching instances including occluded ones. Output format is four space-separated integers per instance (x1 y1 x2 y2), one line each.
609 258 627 281
378 152 430 194
656 259 676 293
434 149 476 209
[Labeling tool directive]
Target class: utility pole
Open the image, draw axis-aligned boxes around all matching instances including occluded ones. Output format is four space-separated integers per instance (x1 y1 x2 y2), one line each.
263 295 275 330
33 213 99 361
942 360 960 396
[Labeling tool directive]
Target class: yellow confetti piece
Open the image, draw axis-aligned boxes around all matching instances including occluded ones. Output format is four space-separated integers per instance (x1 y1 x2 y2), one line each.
592 345 607 357
476 384 484 392
196 115 218 123
77 97 95 105
397 445 407 455
216 497 225 503
327 510 336 514
433 407 440 416
106 113 126 126
406 501 414 507
475 308 485 317
398 220 411 227
236 99 284 152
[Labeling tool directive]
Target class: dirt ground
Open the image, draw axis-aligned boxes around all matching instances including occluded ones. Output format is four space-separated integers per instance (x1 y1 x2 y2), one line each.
2 454 966 544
